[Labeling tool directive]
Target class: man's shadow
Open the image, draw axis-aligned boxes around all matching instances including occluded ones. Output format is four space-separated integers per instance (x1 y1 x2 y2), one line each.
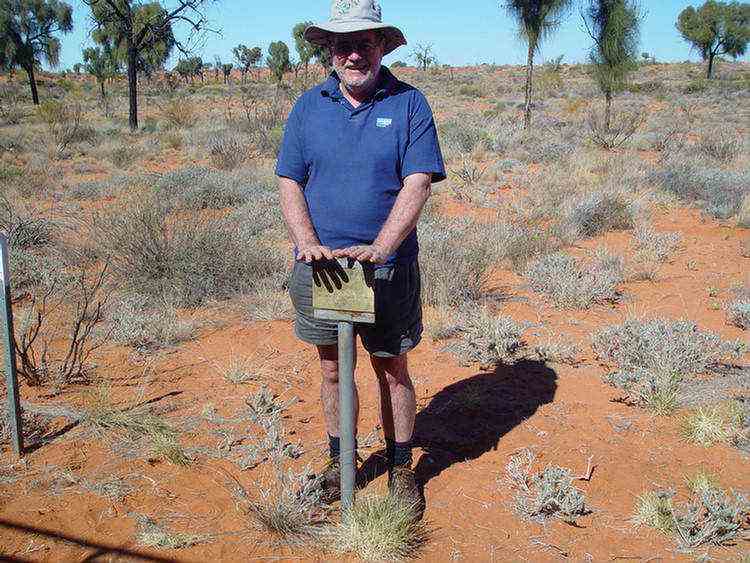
358 360 557 492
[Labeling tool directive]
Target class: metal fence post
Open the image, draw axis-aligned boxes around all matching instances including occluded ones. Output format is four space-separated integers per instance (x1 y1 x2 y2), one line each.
0 233 23 457
337 320 356 509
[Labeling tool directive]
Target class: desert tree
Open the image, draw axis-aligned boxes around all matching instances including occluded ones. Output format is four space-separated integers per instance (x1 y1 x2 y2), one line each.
212 53 221 80
83 0 215 131
267 40 290 84
676 1 750 79
83 44 119 101
411 42 436 71
221 61 231 83
583 0 642 129
292 20 329 75
502 0 574 129
0 0 73 105
72 62 81 73
233 43 261 82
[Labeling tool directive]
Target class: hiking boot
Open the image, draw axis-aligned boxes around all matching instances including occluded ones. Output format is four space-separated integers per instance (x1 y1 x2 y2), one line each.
388 465 423 514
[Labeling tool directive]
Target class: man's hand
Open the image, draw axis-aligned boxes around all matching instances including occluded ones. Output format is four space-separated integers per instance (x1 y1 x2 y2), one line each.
297 244 334 262
333 244 389 264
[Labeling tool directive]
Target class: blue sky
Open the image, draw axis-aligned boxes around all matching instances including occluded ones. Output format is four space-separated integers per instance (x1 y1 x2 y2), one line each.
56 0 748 71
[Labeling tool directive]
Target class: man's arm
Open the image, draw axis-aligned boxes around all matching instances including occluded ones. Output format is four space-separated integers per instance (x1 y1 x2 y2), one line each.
278 176 334 262
333 172 432 264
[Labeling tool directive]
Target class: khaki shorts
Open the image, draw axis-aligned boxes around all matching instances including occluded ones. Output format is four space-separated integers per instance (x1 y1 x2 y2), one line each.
288 260 423 358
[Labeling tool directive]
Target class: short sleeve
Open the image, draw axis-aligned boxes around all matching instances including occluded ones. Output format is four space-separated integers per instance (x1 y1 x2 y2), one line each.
275 97 307 184
401 91 446 183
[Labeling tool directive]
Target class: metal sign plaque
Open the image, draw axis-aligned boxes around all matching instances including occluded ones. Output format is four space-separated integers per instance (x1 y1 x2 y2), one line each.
312 259 375 324
1 233 23 456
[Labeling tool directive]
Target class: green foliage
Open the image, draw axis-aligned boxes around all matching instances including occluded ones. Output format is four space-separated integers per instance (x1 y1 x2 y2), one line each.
585 0 642 104
267 40 291 84
82 45 118 99
233 43 262 80
173 56 203 82
0 0 74 103
292 21 328 70
411 42 436 71
676 1 750 79
501 0 574 128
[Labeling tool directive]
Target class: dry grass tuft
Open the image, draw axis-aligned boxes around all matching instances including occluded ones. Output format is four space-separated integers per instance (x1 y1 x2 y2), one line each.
133 513 208 550
330 494 430 561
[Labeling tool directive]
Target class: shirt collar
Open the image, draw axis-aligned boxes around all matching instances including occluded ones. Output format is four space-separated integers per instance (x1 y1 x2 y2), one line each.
320 66 397 101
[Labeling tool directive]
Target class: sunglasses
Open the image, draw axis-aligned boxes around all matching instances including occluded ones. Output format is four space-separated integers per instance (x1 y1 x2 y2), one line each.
331 38 383 56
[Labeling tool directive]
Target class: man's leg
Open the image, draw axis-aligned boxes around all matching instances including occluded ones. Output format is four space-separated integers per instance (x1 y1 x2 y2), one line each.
318 343 360 447
371 353 416 466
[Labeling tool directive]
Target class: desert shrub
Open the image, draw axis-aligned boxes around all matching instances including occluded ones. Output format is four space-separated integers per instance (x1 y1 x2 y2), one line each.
634 485 748 549
592 318 745 413
726 300 750 330
556 191 636 242
37 99 96 157
587 107 646 150
696 130 743 163
438 117 492 156
90 194 284 307
154 166 249 209
629 225 682 281
159 96 195 129
418 217 493 308
531 336 581 366
652 159 749 220
525 249 624 309
488 115 525 154
12 262 111 389
492 215 559 272
442 307 527 368
207 132 249 170
0 195 55 249
738 193 750 228
108 143 143 169
331 494 429 560
518 131 572 164
504 449 588 524
109 294 198 350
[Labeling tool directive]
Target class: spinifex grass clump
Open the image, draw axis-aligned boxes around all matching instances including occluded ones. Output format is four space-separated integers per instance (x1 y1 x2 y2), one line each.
504 449 589 524
592 318 745 414
726 300 750 330
330 494 430 560
84 384 190 466
634 481 749 549
525 249 624 309
557 191 636 242
133 513 208 550
237 462 328 546
442 307 528 368
681 400 746 447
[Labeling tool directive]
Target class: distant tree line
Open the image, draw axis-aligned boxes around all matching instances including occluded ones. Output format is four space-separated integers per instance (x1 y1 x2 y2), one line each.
0 0 747 131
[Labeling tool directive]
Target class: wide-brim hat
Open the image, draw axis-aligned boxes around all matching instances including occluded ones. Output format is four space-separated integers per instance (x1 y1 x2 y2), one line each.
304 0 407 56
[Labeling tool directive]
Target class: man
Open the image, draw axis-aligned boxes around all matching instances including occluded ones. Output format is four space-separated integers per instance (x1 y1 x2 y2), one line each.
275 0 445 506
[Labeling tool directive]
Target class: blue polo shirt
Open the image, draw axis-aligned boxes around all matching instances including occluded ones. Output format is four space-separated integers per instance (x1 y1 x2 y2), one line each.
275 66 446 264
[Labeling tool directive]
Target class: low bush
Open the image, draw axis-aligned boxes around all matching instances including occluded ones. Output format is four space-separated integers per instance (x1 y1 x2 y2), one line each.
629 225 682 281
726 300 750 330
634 484 749 549
109 294 198 350
696 130 743 163
651 158 749 220
418 217 494 308
504 449 589 524
492 215 559 273
90 193 285 307
442 306 527 368
592 318 745 414
557 191 636 242
0 195 56 249
154 166 249 209
207 132 249 170
438 116 492 157
134 514 207 550
525 249 624 309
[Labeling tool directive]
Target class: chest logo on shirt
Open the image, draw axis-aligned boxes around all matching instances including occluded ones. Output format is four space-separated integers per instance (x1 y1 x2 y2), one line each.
376 117 392 128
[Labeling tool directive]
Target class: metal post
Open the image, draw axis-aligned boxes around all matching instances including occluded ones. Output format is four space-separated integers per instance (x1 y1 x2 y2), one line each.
0 234 23 457
338 320 356 509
